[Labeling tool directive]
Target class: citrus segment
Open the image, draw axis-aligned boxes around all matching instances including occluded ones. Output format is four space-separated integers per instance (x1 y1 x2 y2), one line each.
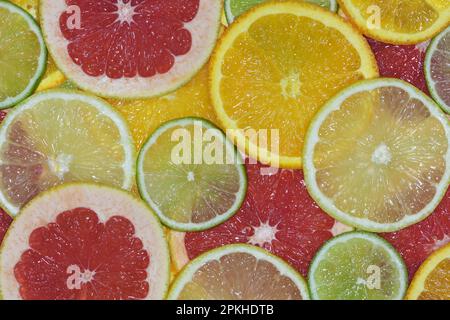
168 244 310 300
304 78 450 232
0 184 170 300
0 207 11 245
210 2 378 168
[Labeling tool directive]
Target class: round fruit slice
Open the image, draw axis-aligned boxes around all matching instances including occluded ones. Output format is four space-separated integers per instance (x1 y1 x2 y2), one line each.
40 0 222 99
111 65 218 150
169 161 353 275
0 90 135 216
224 0 338 24
210 2 378 169
309 231 408 300
0 184 170 300
338 0 450 45
381 187 450 279
304 78 450 232
425 26 450 113
406 243 450 300
168 244 310 300
0 0 47 109
137 117 247 231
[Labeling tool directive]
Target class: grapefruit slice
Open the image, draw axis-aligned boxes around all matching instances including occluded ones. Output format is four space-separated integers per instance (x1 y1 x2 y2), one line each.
381 187 450 279
40 0 222 99
0 184 170 300
168 244 310 300
169 162 353 276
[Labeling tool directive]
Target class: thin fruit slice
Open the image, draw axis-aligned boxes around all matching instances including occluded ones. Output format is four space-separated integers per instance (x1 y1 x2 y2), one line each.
137 118 247 231
0 184 170 300
169 161 353 276
425 26 450 113
338 0 450 45
0 1 47 109
168 244 309 300
210 2 378 169
406 243 450 300
0 90 135 216
224 0 338 24
40 0 222 99
111 65 218 150
304 78 450 232
309 231 408 300
381 187 450 279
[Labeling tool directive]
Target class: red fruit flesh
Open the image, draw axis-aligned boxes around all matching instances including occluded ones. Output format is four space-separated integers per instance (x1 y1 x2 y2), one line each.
368 38 430 95
14 208 150 300
60 0 199 79
0 208 12 245
184 162 339 277
381 187 450 280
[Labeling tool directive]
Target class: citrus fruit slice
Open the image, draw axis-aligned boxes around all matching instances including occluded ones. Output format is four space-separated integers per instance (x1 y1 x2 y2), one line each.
137 117 247 231
168 244 310 300
0 207 12 245
224 0 338 24
40 0 222 99
0 184 170 300
169 161 353 275
0 90 135 216
0 0 47 109
338 0 450 45
304 78 450 232
381 187 450 279
111 65 218 150
425 26 450 113
309 231 408 300
406 243 450 300
210 2 378 169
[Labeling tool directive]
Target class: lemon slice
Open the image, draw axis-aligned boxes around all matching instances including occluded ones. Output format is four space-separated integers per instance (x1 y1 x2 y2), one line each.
304 78 450 232
0 90 135 216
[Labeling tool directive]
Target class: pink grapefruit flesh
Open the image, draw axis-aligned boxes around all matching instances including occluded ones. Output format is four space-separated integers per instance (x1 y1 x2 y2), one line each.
0 207 12 245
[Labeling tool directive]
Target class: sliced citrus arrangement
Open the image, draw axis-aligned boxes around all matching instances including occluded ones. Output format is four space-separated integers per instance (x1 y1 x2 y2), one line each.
210 1 378 168
0 90 135 216
308 231 408 300
338 0 450 45
304 78 450 232
0 0 47 109
40 0 222 99
0 184 170 300
425 26 450 113
168 244 310 300
137 118 247 231
406 243 449 300
111 65 217 150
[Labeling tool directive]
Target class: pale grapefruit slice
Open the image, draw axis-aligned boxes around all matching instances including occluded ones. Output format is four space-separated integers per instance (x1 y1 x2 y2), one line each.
0 184 170 300
40 0 222 99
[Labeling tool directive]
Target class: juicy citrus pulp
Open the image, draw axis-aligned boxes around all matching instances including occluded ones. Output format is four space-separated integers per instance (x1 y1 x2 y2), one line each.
304 78 450 232
0 184 170 300
0 0 47 109
425 26 450 113
137 118 247 231
338 0 450 44
308 231 408 300
168 244 310 300
210 1 378 168
0 90 135 216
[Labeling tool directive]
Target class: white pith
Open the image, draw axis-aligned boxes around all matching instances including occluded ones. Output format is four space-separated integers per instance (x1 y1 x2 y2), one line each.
115 0 136 25
371 143 392 165
248 221 279 247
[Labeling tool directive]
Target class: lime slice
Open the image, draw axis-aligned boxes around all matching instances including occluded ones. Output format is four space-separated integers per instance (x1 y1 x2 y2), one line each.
309 231 408 300
168 244 310 300
0 0 47 109
137 117 247 231
425 26 450 114
304 78 450 232
224 0 338 24
0 89 135 216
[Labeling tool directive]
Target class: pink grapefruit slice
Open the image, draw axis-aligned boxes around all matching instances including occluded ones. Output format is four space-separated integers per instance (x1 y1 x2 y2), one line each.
0 184 170 300
39 0 222 99
169 161 353 276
